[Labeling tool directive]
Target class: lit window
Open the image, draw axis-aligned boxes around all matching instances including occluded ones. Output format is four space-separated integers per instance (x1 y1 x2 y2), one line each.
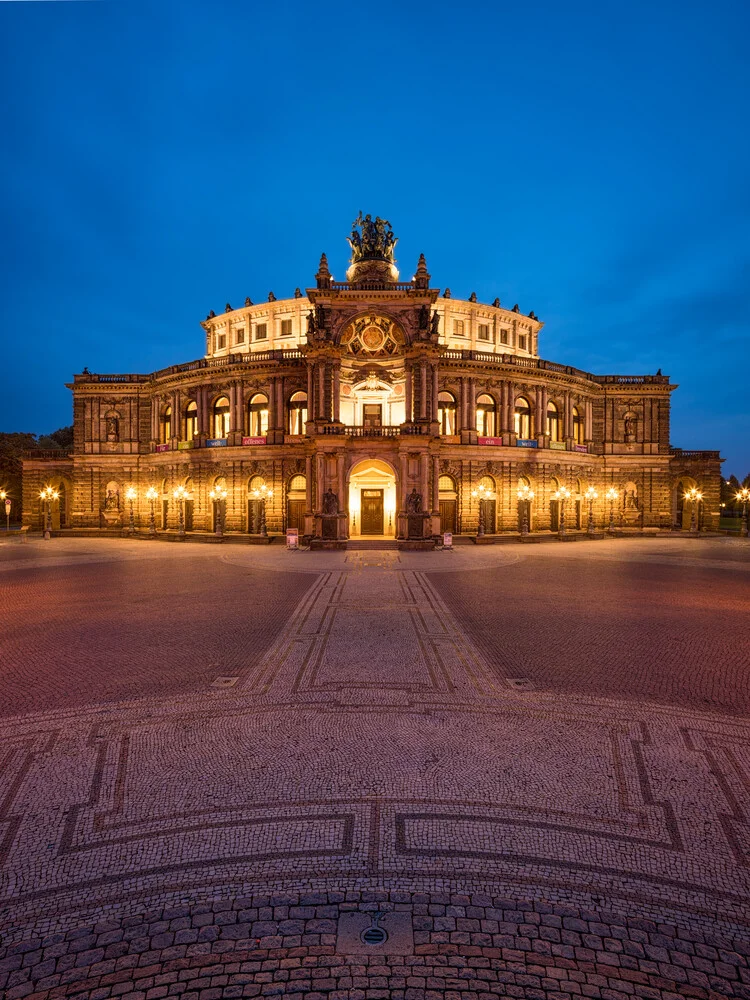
514 397 532 438
288 392 307 434
185 401 198 442
248 393 269 437
476 394 496 436
280 319 293 337
255 323 267 341
546 402 561 442
572 406 584 444
212 396 230 439
217 334 226 350
453 319 465 337
478 323 490 341
160 405 172 443
438 391 457 435
236 328 245 345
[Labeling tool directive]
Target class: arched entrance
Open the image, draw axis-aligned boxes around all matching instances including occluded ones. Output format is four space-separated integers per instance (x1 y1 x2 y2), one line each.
348 459 397 537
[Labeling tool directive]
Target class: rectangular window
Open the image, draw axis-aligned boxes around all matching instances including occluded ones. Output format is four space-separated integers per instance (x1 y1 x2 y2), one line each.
255 323 267 341
499 328 509 345
453 319 465 337
217 334 226 350
280 319 293 337
235 327 245 344
477 323 490 341
518 334 527 351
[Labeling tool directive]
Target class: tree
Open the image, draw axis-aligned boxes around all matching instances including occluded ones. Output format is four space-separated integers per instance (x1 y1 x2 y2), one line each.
0 432 37 521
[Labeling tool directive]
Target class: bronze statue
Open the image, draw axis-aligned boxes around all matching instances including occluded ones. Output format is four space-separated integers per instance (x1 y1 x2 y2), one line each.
106 416 119 443
307 310 316 335
347 212 398 263
406 489 422 514
245 297 253 307
322 488 339 515
430 312 440 336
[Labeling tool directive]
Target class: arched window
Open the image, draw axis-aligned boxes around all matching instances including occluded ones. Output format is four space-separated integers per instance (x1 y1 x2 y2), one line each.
438 391 457 435
514 396 532 439
288 392 307 435
438 474 457 494
572 406 583 444
212 396 230 439
476 394 496 436
546 401 561 442
185 400 198 442
160 405 172 443
288 474 306 492
248 393 269 437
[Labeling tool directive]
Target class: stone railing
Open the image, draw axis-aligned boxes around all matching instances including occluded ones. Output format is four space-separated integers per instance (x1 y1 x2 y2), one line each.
321 425 402 438
21 450 74 460
670 448 722 460
329 280 416 292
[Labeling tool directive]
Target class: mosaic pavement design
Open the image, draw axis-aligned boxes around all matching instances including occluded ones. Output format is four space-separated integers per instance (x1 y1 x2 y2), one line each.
0 537 749 999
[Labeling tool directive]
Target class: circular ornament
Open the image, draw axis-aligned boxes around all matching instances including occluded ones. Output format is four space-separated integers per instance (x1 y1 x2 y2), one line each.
361 325 385 351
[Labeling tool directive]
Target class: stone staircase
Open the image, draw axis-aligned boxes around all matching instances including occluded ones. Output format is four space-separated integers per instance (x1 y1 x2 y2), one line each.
347 538 400 550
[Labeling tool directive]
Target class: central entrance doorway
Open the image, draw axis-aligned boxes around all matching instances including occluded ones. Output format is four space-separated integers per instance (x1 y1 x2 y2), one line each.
348 458 397 537
360 489 384 534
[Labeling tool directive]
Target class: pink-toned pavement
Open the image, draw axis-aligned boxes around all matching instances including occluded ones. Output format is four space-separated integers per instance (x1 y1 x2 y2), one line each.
0 536 749 1000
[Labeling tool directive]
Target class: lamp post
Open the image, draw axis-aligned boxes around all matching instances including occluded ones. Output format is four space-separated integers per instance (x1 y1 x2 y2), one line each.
736 487 750 537
585 486 598 535
173 484 188 537
684 486 703 533
605 487 619 533
0 489 9 532
251 483 273 537
146 486 158 537
39 485 59 540
553 485 571 538
471 482 493 537
517 483 534 535
125 486 137 535
209 486 228 537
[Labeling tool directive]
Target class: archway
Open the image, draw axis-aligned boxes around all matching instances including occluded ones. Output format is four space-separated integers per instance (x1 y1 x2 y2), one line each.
675 477 698 531
348 458 397 537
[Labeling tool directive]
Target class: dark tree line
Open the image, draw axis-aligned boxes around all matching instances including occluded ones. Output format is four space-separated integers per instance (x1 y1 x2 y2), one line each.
0 426 73 521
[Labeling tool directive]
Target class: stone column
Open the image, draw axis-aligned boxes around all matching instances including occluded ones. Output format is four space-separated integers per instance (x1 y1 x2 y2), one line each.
316 452 325 511
399 453 408 509
459 378 467 430
150 396 159 443
337 453 346 515
432 455 440 514
307 363 314 422
404 363 412 423
420 361 427 420
317 364 326 420
305 455 313 511
333 365 341 422
585 400 593 441
500 382 508 432
468 379 476 430
432 365 439 422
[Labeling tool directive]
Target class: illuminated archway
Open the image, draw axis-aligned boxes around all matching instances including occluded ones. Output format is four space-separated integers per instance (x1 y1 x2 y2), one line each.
348 458 397 537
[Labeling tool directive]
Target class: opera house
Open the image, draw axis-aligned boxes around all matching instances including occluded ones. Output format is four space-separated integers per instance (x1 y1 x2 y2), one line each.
23 214 721 543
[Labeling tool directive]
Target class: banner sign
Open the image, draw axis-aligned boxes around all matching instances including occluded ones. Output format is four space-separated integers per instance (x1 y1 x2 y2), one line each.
286 528 299 550
155 443 170 453
516 439 538 448
177 440 194 450
242 436 267 446
573 444 588 452
549 441 566 451
206 438 228 447
442 532 453 549
478 437 503 446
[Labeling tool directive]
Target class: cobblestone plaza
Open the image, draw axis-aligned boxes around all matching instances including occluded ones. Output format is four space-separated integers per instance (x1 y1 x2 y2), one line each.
1 536 749 999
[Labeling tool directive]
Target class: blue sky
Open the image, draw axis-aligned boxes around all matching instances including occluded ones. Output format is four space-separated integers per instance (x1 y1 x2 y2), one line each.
1 0 748 475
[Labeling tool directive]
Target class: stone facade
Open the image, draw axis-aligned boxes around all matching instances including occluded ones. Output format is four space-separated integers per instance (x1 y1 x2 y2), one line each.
22 218 722 539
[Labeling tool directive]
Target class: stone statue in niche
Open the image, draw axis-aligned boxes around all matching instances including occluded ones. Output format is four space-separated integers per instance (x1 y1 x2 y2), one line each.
406 489 422 514
430 311 440 337
104 489 120 511
307 310 316 335
322 489 339 515
418 305 429 330
625 487 639 509
624 415 636 439
106 416 119 442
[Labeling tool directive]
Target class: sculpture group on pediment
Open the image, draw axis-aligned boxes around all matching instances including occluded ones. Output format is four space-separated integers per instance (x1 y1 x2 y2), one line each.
347 212 398 263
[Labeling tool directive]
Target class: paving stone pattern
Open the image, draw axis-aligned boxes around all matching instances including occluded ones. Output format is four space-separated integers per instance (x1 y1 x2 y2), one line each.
1 537 749 999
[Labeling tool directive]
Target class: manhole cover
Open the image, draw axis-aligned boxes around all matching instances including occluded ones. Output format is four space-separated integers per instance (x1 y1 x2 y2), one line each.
361 925 388 946
508 677 533 690
211 676 239 688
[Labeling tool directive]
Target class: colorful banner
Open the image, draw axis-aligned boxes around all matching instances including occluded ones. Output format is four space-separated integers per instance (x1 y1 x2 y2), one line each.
242 436 267 446
206 438 228 447
155 443 170 453
573 444 588 452
286 528 299 550
549 441 566 450
478 436 503 446
177 441 194 450
516 439 538 448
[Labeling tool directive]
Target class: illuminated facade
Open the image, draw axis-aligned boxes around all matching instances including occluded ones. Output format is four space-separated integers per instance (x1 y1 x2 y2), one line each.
23 215 722 541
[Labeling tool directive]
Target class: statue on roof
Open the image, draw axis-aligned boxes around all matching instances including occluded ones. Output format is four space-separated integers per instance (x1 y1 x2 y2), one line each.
347 212 398 264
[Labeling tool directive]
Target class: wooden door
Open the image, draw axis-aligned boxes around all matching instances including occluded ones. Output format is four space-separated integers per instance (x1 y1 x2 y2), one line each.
482 499 496 533
439 499 457 533
184 500 194 531
248 499 262 533
360 489 384 534
161 500 169 530
550 500 560 531
287 499 305 532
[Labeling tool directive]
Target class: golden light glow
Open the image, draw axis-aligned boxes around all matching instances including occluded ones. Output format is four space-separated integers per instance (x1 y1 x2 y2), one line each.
209 487 228 501
125 486 137 502
145 486 159 501
585 486 598 501
605 487 619 502
684 487 703 502
553 486 571 501
173 485 188 501
517 484 534 501
735 488 750 503
39 485 60 502
251 483 273 501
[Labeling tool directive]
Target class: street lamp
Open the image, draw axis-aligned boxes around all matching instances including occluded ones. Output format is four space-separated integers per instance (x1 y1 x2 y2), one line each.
585 486 598 535
146 486 158 537
471 482 493 537
251 483 273 537
39 485 59 540
684 486 703 533
173 484 188 537
0 489 9 532
553 485 571 538
517 483 534 535
209 486 228 537
125 486 137 534
605 487 619 533
736 487 750 537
